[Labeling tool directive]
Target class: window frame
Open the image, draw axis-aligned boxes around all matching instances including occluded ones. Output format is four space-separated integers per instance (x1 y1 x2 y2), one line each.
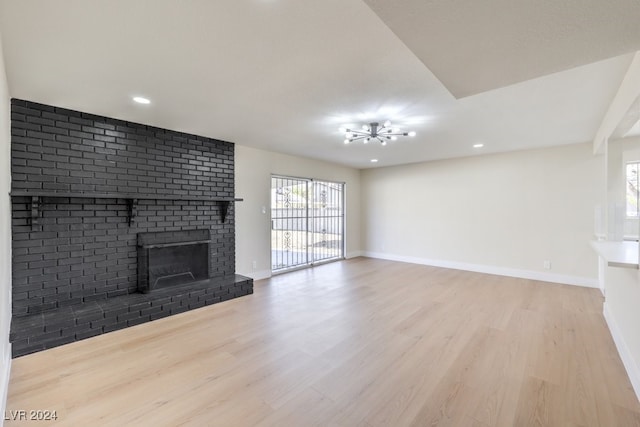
625 161 640 218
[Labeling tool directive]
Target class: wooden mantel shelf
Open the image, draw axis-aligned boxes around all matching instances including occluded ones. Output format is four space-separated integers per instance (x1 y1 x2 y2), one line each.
10 190 242 202
9 191 243 226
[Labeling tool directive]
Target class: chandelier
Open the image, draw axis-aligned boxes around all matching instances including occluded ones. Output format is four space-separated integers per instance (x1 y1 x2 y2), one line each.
339 121 416 145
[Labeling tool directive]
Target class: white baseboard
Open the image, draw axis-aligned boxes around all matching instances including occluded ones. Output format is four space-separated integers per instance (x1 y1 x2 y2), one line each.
603 302 640 402
346 250 364 259
243 269 271 281
362 251 599 288
0 343 11 427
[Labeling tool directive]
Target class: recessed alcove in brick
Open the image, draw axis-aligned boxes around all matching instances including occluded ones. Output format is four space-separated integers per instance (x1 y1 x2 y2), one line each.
137 229 213 293
9 99 252 357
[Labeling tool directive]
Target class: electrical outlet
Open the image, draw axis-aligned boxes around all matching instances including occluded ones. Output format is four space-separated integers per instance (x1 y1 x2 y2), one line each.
543 260 551 269
252 261 257 270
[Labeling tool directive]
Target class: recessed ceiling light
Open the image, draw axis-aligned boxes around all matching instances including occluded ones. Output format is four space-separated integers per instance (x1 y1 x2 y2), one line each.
371 159 378 163
133 96 151 104
473 143 484 148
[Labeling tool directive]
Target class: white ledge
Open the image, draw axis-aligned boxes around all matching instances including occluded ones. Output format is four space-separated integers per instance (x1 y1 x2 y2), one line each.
591 241 639 269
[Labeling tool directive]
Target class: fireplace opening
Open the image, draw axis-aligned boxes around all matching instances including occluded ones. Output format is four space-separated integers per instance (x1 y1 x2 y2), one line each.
138 229 212 293
149 243 208 290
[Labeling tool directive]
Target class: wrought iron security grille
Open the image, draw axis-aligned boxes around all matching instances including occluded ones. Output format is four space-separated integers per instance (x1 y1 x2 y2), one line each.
309 180 344 263
271 176 344 272
271 176 309 271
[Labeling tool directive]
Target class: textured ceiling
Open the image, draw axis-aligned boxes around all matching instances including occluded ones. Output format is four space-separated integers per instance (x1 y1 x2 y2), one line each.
0 0 637 168
364 0 640 98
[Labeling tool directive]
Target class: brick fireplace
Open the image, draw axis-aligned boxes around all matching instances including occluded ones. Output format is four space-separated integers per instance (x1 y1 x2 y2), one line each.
9 99 253 357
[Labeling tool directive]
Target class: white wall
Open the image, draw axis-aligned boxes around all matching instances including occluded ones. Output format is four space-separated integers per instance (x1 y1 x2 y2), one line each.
0 28 12 422
361 143 603 286
235 145 361 279
603 266 640 399
602 137 640 401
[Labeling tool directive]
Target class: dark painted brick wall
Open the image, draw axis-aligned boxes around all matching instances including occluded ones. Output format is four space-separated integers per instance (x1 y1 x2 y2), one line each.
10 99 236 316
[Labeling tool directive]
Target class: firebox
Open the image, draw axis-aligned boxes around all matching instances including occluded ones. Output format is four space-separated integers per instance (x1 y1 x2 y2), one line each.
137 229 212 293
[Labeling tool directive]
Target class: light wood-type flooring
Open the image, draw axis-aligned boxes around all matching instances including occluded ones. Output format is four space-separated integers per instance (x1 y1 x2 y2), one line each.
6 258 640 426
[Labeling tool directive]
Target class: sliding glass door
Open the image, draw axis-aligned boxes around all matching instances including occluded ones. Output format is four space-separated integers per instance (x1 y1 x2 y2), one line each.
271 176 310 271
271 175 344 272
